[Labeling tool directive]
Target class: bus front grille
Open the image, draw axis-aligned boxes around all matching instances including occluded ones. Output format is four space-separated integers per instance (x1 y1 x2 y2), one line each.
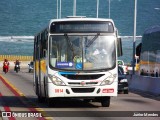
71 88 95 93
68 82 98 85
61 74 104 80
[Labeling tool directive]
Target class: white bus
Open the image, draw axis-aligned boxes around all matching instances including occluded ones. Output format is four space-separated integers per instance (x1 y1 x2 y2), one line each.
33 17 122 107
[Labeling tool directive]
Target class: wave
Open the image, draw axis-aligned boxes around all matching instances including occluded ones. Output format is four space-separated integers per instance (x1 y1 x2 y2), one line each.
0 35 142 39
154 8 160 10
120 36 142 38
0 35 142 42
0 36 34 42
0 36 34 39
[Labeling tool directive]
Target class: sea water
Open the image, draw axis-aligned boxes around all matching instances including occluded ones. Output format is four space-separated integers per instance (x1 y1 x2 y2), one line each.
0 36 141 63
0 0 159 63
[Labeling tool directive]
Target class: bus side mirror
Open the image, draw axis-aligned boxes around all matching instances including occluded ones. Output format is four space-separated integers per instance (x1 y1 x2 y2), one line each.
117 38 123 57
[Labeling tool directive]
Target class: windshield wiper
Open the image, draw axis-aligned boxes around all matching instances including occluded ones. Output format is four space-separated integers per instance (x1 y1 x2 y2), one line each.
85 33 100 47
64 34 74 51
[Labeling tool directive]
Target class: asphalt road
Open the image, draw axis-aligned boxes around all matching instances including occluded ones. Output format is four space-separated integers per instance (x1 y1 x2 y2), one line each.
0 68 160 120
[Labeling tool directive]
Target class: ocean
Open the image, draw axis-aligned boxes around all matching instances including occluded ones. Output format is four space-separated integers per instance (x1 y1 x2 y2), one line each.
0 0 159 63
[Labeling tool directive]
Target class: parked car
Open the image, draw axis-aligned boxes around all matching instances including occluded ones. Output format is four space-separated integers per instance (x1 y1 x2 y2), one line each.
28 61 34 73
118 66 129 94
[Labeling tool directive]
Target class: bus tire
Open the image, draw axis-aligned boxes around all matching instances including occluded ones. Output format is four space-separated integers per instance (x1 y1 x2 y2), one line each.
37 77 45 103
101 97 110 107
35 76 39 95
38 95 45 103
44 77 48 98
124 90 128 94
47 98 58 107
47 98 53 107
83 99 91 103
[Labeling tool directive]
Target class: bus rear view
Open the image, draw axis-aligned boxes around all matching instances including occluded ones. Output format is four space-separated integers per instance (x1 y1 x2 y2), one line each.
34 17 122 107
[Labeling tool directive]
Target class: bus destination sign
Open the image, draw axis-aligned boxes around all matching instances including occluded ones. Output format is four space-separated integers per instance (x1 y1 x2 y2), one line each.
50 21 114 33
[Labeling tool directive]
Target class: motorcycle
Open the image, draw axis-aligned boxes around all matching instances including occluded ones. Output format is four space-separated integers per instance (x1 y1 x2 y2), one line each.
3 65 9 74
14 64 20 73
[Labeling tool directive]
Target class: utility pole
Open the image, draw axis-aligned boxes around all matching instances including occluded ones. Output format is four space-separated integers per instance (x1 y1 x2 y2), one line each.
132 0 137 75
97 0 99 18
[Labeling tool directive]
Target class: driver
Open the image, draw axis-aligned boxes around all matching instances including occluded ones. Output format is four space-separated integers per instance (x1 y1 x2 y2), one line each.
73 55 82 69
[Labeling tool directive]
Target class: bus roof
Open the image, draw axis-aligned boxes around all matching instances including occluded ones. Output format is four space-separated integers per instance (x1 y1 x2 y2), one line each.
144 25 160 34
49 17 114 24
141 25 160 52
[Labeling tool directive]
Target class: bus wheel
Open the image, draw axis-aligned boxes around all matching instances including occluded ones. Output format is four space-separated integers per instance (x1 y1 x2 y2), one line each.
83 99 91 103
101 97 110 107
38 95 45 103
47 98 53 107
47 98 58 107
124 90 129 94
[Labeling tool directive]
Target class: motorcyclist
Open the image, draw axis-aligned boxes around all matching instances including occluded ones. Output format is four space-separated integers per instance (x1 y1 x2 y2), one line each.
3 59 9 72
14 59 20 71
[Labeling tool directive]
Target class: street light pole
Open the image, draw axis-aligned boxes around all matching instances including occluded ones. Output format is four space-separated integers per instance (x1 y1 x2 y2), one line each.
57 0 59 19
59 0 61 18
73 0 76 16
108 0 110 18
132 0 137 75
97 0 99 18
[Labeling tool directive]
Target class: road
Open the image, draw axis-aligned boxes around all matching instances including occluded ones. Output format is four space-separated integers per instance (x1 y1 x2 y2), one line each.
0 68 160 120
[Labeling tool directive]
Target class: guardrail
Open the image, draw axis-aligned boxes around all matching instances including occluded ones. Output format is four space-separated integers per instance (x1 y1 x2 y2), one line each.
0 55 33 61
128 74 160 96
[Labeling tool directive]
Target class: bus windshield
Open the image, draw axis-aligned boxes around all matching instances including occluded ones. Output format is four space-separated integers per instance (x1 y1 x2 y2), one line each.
49 35 116 71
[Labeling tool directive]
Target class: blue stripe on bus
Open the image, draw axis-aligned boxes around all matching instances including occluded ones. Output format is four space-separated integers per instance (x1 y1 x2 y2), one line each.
58 71 77 75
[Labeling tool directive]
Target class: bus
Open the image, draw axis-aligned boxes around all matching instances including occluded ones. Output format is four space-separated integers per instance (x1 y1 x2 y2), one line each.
33 17 122 107
136 25 160 77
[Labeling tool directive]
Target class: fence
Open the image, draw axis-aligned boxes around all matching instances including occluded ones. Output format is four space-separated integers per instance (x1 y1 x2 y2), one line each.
0 55 33 61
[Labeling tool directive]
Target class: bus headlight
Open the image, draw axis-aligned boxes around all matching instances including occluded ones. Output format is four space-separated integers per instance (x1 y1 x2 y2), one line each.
48 75 66 86
101 74 116 85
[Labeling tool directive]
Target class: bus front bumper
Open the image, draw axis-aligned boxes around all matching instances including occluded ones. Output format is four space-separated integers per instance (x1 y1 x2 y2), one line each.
47 83 117 98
